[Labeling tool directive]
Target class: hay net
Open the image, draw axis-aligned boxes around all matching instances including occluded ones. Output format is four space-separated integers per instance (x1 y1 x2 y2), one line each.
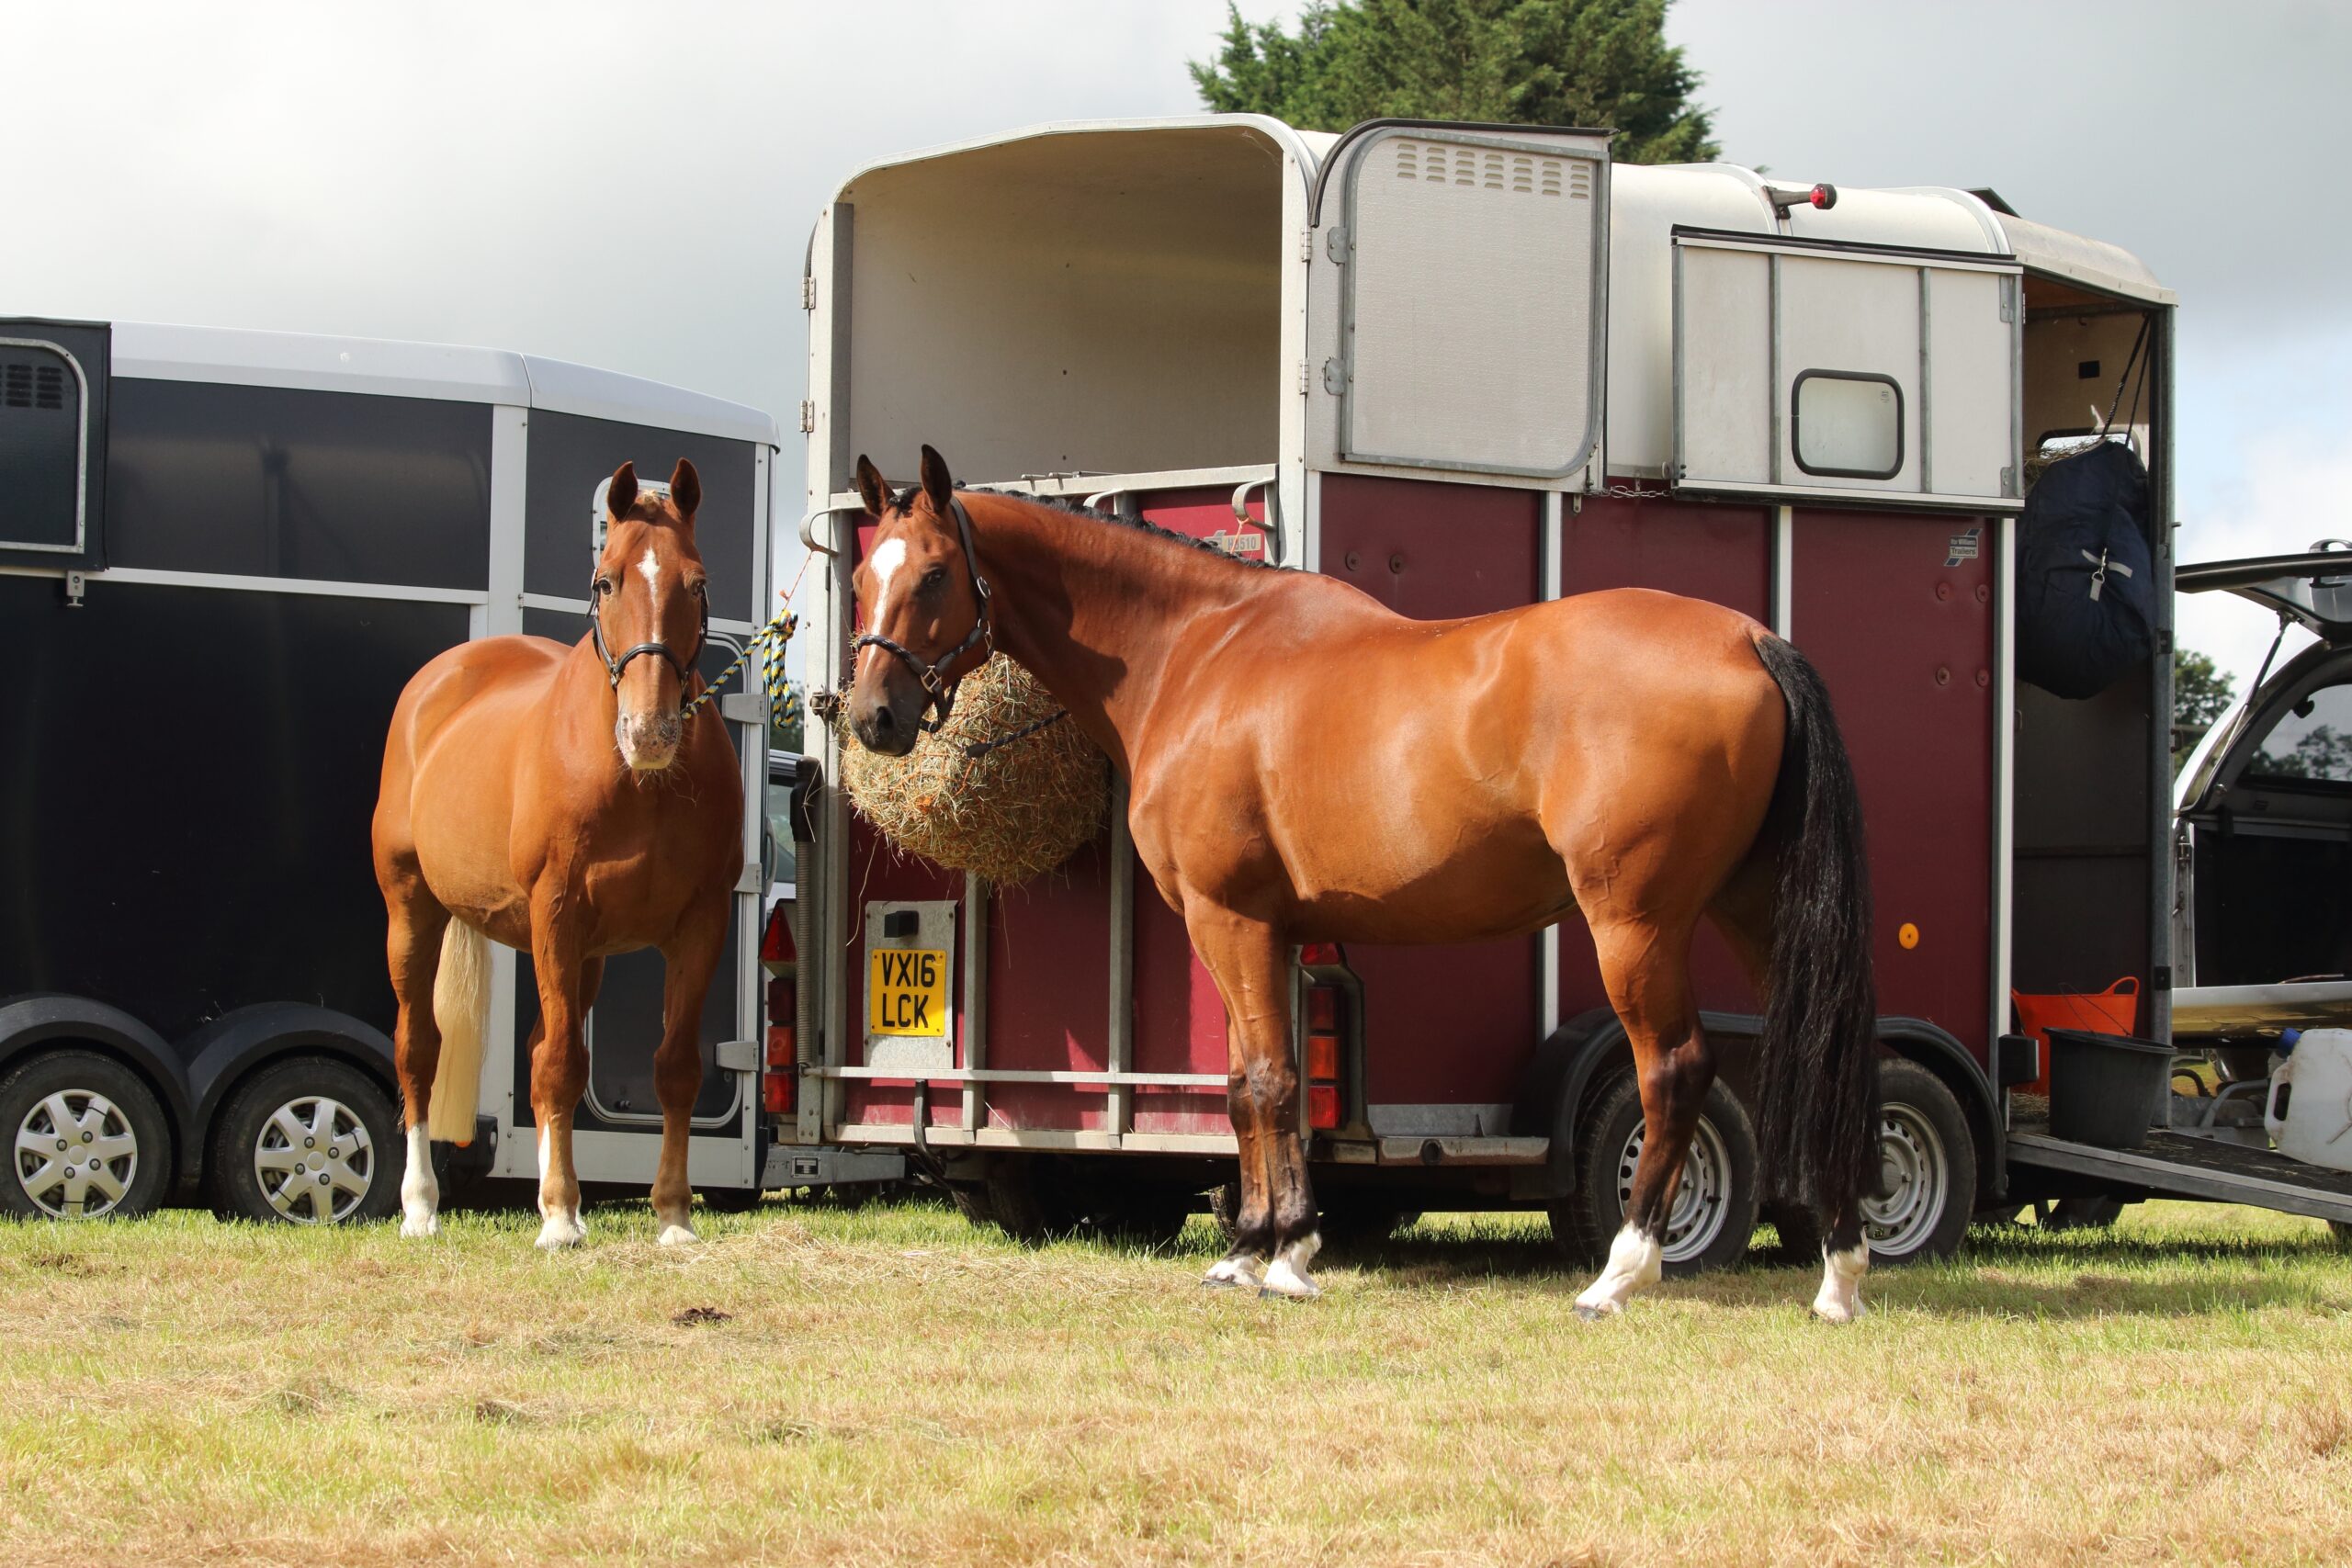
837 654 1108 886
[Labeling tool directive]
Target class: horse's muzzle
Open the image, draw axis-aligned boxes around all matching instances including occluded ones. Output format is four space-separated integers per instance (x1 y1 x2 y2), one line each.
616 708 684 772
848 685 922 757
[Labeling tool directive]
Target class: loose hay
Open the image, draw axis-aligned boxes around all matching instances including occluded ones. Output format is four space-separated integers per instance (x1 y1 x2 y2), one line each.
838 655 1108 886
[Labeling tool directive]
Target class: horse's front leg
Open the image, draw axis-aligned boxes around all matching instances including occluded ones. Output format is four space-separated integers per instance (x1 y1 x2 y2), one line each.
650 910 729 1246
527 897 594 1249
1189 906 1319 1299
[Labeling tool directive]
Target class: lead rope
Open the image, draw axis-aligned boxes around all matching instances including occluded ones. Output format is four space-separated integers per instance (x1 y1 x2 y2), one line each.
681 552 815 726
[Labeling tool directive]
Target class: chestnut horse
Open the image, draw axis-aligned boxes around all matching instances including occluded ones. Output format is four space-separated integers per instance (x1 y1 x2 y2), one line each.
847 448 1882 1320
373 459 743 1248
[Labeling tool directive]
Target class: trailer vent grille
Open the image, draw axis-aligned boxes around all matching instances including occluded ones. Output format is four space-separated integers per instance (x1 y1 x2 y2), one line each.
1391 140 1589 199
2 363 28 408
36 365 63 409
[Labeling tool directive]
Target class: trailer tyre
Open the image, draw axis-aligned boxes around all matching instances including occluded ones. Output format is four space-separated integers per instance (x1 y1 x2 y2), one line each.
982 1156 1084 1245
1549 1074 1759 1277
1775 1059 1977 1267
2 1050 173 1222
209 1058 400 1226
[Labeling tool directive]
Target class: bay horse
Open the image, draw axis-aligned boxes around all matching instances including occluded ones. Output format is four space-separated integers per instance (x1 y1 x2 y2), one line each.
372 459 743 1249
847 447 1882 1320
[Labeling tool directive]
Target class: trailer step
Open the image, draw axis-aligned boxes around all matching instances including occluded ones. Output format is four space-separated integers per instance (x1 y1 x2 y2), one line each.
2007 1130 2352 1225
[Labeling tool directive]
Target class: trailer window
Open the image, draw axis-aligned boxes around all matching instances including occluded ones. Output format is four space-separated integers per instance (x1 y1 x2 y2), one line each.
1792 371 1903 480
2247 680 2352 784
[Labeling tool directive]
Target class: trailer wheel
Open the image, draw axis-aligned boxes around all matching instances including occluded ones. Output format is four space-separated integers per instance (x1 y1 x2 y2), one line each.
981 1156 1084 1245
2329 1221 2351 1251
2 1050 172 1222
209 1058 400 1227
697 1183 765 1214
1775 1059 1977 1266
1549 1075 1759 1277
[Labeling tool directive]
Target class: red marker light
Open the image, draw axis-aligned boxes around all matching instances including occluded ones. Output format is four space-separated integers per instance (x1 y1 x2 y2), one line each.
1809 183 1838 210
1308 1084 1341 1130
1299 942 1343 968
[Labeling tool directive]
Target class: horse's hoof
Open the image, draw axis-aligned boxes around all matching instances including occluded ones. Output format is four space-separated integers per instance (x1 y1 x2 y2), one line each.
1202 1255 1265 1291
1811 1301 1865 1325
1260 1258 1321 1300
399 1213 438 1239
1573 1302 1620 1323
535 1218 587 1250
656 1224 699 1247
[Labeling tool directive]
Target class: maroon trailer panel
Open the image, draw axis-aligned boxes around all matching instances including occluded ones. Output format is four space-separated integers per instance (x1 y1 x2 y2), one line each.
1554 493 1776 1024
842 818 967 1130
1792 508 1996 1061
985 840 1116 1130
1319 474 1544 1115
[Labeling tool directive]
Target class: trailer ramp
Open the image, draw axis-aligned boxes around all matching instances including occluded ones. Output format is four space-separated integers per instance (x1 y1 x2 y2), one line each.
2007 1119 2352 1226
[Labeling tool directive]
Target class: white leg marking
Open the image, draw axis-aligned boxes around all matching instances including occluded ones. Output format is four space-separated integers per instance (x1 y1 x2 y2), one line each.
399 1123 438 1238
1573 1224 1663 1317
1260 1232 1323 1300
534 1125 586 1250
657 1216 699 1247
1203 1251 1266 1290
1812 1241 1870 1324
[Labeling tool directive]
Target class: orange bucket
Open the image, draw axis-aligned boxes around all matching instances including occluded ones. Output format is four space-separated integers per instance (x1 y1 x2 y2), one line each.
2011 976 2141 1096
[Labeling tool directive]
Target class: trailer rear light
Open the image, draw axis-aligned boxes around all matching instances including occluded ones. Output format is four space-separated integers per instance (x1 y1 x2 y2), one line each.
1308 1084 1341 1130
1299 942 1344 968
763 977 798 1115
1306 986 1338 1032
761 902 796 962
1306 1030 1340 1081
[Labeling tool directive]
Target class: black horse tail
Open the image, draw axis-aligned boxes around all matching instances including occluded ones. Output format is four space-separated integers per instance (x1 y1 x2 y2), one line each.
1747 632 1881 1221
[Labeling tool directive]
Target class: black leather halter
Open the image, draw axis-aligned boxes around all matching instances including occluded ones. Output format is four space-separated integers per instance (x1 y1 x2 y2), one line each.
588 572 708 714
854 494 992 733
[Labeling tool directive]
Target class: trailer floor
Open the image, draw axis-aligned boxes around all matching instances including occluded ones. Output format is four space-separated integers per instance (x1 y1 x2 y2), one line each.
2007 1104 2352 1225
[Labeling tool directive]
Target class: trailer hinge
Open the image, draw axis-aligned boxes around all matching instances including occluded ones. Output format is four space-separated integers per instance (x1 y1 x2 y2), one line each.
1297 361 1311 396
1999 276 2017 323
1299 228 1314 264
1325 226 1350 264
1999 463 2017 497
798 399 816 435
801 275 817 311
1321 359 1348 395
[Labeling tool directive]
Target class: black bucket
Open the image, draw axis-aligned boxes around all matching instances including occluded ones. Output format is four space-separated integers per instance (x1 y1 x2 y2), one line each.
2046 1027 2174 1148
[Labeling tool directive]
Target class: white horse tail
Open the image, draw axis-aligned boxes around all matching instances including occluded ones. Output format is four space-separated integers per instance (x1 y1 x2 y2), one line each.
426 919 492 1145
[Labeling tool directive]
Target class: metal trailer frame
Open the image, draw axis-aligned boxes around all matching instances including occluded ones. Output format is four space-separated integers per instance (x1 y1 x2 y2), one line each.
0 319 780 1216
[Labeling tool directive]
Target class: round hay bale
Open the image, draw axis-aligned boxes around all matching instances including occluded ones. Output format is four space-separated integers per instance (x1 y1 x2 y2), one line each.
837 655 1108 886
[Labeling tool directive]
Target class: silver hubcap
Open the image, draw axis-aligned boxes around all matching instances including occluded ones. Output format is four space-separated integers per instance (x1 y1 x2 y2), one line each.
1860 1102 1947 1255
1616 1114 1733 1264
254 1097 375 1224
15 1090 140 1218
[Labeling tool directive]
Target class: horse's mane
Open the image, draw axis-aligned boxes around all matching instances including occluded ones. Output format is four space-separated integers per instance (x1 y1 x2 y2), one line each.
894 484 1276 572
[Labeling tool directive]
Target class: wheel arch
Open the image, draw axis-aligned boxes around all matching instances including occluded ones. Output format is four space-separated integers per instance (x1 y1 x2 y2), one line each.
0 994 192 1179
1517 1009 2004 1201
181 1004 400 1188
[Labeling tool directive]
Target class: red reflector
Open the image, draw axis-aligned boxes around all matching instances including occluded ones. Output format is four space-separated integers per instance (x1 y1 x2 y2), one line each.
761 903 796 962
1308 1084 1341 1130
1306 1031 1340 1081
1299 942 1342 967
1306 987 1339 1032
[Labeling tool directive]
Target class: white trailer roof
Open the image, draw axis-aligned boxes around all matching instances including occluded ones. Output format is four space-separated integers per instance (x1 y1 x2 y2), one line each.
109 321 778 446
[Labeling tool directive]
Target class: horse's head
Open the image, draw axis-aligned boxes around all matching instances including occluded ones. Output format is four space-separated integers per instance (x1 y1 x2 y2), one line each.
592 457 708 773
847 445 990 757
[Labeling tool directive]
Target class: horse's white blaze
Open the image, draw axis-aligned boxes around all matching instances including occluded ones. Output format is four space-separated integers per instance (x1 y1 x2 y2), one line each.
1812 1241 1870 1323
1261 1232 1322 1299
868 536 907 594
399 1122 437 1237
1574 1224 1663 1315
635 547 662 592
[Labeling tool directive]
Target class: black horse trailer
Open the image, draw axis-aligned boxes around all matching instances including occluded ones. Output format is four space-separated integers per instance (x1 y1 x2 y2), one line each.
0 318 778 1224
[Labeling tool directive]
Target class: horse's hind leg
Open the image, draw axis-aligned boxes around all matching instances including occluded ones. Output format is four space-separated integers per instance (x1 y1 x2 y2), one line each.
1573 913 1713 1319
381 868 450 1238
1708 866 1871 1322
1189 905 1318 1298
651 913 729 1246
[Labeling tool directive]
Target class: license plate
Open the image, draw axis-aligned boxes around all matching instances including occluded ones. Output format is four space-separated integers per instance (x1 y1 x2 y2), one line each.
868 947 947 1037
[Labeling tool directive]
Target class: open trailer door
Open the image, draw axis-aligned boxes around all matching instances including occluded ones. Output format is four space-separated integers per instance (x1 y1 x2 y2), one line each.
1314 121 1611 481
1671 230 2023 512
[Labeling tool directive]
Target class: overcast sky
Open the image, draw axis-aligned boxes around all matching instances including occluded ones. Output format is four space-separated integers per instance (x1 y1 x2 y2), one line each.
12 0 2343 689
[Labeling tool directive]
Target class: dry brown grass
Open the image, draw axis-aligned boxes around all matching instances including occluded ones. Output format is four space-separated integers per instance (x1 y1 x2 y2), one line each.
1 1199 2347 1566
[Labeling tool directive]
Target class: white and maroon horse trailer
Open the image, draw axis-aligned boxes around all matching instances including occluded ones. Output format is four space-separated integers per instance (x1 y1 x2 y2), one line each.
765 115 2352 1262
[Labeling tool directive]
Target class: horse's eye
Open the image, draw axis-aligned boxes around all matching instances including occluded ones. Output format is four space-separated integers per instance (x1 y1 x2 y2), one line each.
593 578 613 596
922 566 947 590
690 580 708 599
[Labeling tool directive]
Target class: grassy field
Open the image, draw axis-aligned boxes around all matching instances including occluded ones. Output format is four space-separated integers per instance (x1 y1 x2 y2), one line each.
2 1195 2347 1567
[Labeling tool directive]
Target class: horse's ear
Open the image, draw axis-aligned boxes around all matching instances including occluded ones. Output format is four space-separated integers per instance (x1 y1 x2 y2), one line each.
919 445 954 513
606 462 639 522
667 458 701 525
854 454 890 518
